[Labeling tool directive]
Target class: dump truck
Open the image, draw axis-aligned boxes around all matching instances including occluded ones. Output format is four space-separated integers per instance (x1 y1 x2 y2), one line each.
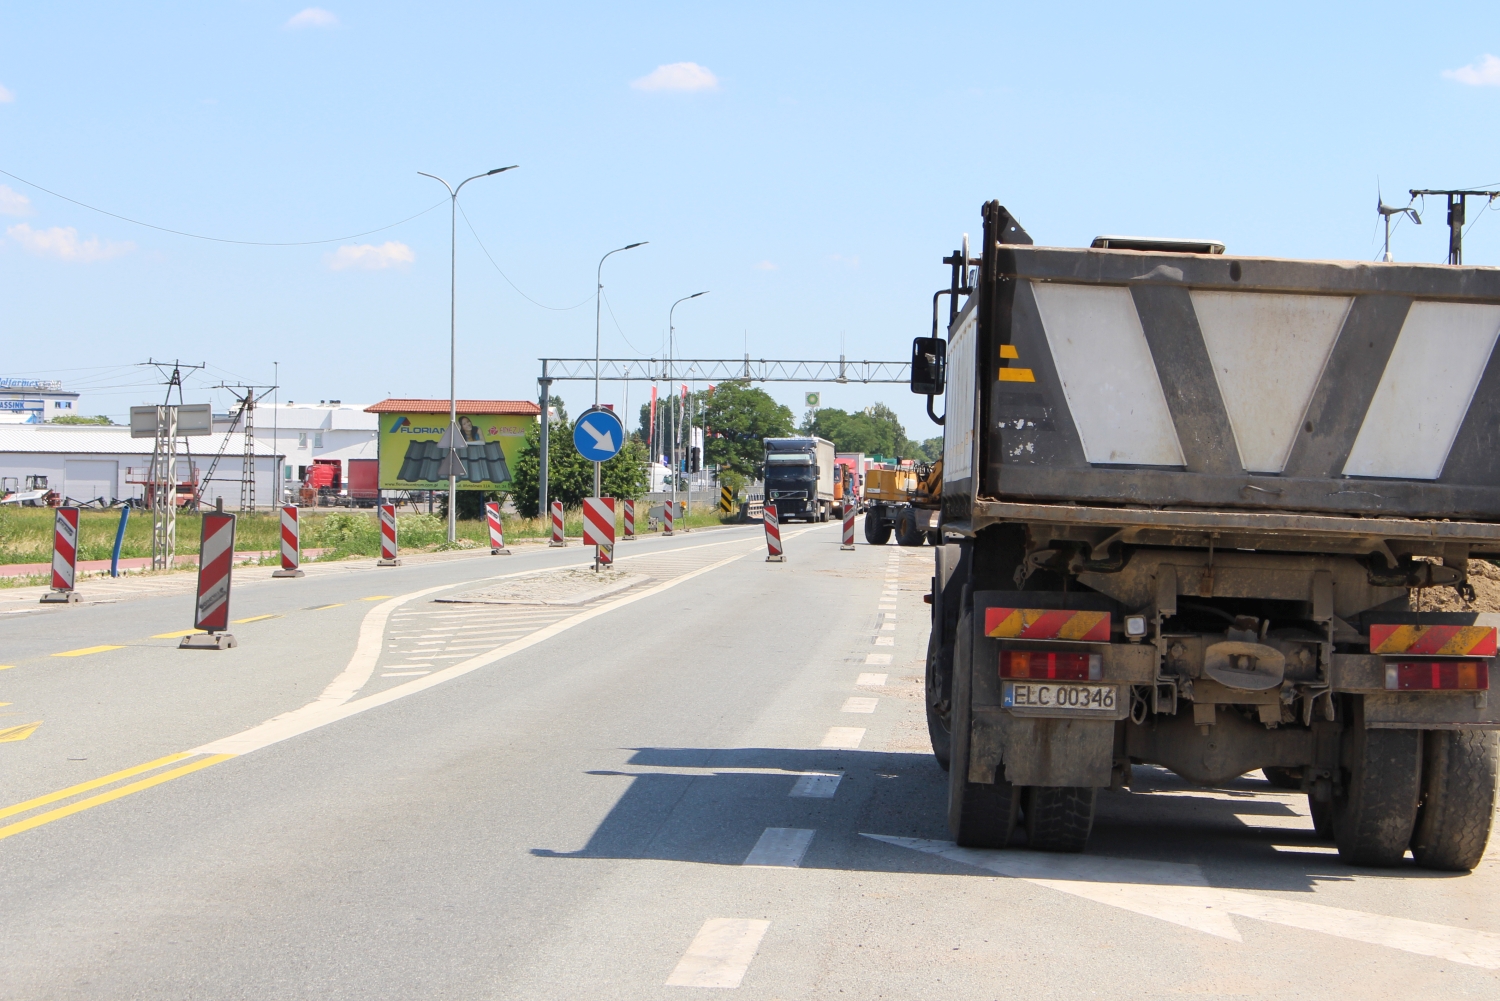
864 461 942 546
763 437 835 521
916 201 1500 870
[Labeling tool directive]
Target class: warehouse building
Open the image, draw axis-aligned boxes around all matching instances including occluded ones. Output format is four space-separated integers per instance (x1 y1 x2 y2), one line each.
213 401 377 504
0 423 282 507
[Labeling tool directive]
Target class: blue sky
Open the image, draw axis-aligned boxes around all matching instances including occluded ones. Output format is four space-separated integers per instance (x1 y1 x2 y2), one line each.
3 2 1500 437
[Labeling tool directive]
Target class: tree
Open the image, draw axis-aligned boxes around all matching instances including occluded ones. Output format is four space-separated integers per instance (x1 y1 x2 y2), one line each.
701 382 795 479
510 397 647 516
918 436 944 462
50 415 113 426
803 401 911 458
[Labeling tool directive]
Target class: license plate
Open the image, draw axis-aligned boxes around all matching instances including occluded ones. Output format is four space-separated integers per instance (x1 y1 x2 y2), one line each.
1003 681 1120 715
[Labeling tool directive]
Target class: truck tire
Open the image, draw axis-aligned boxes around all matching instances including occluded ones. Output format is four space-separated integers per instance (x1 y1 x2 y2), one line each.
896 509 924 547
1410 730 1499 871
1332 709 1421 867
926 529 941 547
864 508 891 545
925 628 951 771
1023 786 1096 852
948 608 1019 847
1309 794 1333 839
1262 766 1302 790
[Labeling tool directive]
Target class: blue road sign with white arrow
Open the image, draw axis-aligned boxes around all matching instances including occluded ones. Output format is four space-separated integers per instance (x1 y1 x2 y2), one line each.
573 407 625 462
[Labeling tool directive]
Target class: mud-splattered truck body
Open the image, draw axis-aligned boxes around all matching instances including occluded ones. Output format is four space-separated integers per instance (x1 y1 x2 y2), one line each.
919 201 1500 868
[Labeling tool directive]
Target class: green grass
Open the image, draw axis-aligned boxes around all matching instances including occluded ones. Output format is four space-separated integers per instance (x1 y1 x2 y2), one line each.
0 503 740 567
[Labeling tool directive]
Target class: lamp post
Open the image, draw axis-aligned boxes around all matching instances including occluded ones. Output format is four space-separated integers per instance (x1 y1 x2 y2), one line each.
418 165 517 542
668 291 709 525
593 242 647 498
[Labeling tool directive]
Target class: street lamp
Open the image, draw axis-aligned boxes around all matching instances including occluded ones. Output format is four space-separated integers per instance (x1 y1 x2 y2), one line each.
593 241 647 498
668 291 709 523
418 164 518 542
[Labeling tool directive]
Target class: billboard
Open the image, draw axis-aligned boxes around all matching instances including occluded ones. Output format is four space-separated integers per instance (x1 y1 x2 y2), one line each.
377 411 533 491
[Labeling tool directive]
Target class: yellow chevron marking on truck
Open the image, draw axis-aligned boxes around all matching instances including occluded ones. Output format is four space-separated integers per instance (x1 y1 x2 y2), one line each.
1000 344 1020 359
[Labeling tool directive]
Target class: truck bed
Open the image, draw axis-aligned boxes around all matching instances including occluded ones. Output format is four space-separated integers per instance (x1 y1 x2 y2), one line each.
943 203 1500 543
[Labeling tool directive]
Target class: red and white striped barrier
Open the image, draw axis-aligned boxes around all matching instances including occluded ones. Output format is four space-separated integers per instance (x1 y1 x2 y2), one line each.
273 504 304 577
181 511 237 649
841 504 856 551
549 500 567 547
663 499 675 536
377 503 401 566
584 497 615 570
486 500 510 555
41 506 81 603
764 502 785 562
622 499 635 540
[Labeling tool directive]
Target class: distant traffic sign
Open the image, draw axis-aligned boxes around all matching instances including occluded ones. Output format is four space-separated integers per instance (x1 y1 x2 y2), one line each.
573 407 625 462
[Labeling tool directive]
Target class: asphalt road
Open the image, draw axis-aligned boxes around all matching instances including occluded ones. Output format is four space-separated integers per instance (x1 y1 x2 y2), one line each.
2 520 1498 1000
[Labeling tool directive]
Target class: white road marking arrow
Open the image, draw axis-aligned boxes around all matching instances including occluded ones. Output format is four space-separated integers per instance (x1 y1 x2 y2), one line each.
864 834 1500 969
582 418 614 451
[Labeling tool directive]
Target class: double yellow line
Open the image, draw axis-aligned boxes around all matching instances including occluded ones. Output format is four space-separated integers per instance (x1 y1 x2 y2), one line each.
0 751 233 842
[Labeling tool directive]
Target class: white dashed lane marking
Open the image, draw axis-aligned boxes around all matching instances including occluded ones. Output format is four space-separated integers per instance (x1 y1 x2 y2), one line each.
743 827 815 867
665 918 771 989
789 772 842 798
864 654 892 665
820 727 865 749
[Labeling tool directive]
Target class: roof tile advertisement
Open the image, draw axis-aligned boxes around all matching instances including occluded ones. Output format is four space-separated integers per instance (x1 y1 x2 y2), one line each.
376 411 533 491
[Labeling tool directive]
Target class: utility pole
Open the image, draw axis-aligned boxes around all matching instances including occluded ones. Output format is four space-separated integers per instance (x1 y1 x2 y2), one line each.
418 165 517 542
592 242 647 501
1410 188 1500 264
667 292 708 527
139 360 205 569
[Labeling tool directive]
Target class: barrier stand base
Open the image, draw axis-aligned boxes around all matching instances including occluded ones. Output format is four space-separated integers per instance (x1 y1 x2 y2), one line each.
490 547 512 555
376 558 402 567
180 631 237 650
547 540 567 548
840 544 856 551
271 568 305 578
40 589 80 604
623 533 635 541
766 554 786 563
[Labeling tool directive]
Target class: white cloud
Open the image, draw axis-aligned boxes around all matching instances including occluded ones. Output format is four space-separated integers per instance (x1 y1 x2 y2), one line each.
829 253 860 269
7 223 133 262
285 7 338 29
0 185 33 217
0 83 13 103
327 241 414 271
1444 54 1500 86
631 62 718 93
753 260 777 271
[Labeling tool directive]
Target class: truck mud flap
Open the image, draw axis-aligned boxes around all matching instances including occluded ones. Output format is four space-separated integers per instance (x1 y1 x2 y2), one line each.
970 711 1114 787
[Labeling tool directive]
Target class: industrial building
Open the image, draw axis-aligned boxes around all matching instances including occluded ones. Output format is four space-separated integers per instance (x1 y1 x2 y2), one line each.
0 378 82 423
0 423 282 507
214 401 377 503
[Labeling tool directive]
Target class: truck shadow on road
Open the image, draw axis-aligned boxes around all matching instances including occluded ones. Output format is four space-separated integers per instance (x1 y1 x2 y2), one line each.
529 749 1454 891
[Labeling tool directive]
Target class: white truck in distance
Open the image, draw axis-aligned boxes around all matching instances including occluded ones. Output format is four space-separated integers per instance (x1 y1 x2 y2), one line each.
763 437 836 522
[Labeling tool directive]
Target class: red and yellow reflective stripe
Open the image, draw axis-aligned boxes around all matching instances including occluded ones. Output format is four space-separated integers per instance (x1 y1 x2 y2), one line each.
1370 624 1497 657
984 607 1110 643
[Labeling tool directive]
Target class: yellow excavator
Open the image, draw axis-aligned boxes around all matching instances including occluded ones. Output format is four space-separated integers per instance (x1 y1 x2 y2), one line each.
862 458 941 545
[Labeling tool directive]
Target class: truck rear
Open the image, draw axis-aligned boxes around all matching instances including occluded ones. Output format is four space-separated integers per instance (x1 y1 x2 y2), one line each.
763 437 835 521
918 201 1500 869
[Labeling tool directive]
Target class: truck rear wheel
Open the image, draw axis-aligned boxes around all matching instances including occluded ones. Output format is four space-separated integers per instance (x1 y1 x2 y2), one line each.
1410 730 1499 871
1023 786 1096 852
1262 766 1302 790
947 608 1019 847
896 509 924 547
864 508 891 545
1332 712 1421 867
925 628 951 771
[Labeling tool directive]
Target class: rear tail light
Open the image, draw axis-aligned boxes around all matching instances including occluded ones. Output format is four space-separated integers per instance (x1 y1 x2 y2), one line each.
1384 660 1490 691
1000 650 1102 681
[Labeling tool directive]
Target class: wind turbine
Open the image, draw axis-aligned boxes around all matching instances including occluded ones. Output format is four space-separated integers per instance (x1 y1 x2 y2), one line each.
1377 186 1422 262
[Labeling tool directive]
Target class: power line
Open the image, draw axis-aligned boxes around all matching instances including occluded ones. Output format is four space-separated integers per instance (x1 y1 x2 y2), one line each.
0 167 447 246
455 202 595 311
